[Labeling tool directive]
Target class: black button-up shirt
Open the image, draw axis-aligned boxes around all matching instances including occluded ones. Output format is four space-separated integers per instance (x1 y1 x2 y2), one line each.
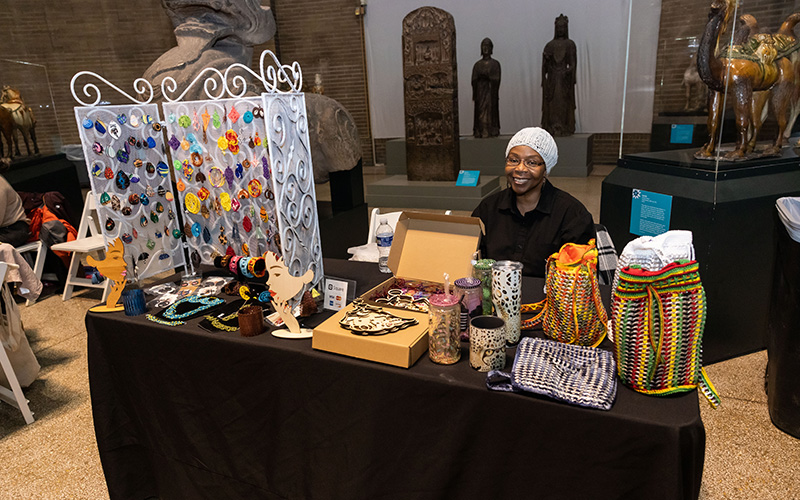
471 180 595 277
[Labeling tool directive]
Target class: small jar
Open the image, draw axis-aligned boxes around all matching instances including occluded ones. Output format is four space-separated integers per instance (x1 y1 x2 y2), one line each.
454 276 482 341
428 294 461 364
472 259 495 315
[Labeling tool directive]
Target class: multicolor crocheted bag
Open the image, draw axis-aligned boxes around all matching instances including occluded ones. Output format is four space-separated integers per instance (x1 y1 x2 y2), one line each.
612 260 720 408
521 239 607 347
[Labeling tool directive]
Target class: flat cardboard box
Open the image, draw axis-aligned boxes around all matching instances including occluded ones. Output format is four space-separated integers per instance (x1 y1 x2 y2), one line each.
312 303 429 368
313 211 482 368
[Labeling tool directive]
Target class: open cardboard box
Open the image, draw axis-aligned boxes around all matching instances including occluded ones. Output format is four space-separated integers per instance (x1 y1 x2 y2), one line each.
313 211 483 368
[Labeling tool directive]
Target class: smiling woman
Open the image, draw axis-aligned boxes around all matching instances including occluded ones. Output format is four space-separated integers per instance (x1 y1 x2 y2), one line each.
471 127 595 277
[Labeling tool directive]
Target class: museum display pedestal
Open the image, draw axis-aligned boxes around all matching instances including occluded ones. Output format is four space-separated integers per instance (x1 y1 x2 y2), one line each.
600 148 800 363
365 174 501 211
318 161 369 259
385 134 593 177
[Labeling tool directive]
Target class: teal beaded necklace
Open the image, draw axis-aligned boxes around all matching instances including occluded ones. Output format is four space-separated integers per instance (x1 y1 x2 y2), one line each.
147 296 225 326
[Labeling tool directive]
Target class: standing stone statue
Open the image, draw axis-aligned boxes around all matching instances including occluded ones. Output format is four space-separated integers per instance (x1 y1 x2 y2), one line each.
472 38 501 138
541 14 577 137
402 6 460 182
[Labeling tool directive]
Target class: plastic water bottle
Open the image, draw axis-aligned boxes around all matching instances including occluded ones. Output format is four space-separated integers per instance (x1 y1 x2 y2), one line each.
376 217 393 273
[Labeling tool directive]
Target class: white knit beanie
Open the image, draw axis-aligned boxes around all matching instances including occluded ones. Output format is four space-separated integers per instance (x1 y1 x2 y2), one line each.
505 127 558 174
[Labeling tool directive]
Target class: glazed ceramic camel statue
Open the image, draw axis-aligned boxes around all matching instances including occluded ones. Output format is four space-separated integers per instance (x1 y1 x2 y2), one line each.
0 87 39 157
695 0 800 160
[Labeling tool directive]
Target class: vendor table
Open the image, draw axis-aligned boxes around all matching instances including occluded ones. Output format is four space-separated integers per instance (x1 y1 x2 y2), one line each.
87 259 705 500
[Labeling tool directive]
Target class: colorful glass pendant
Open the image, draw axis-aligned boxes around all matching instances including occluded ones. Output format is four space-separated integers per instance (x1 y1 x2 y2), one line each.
105 218 115 231
238 189 249 199
116 148 129 164
130 175 140 183
195 171 206 183
146 239 155 250
111 195 121 211
212 110 221 129
95 120 107 135
133 159 143 169
129 114 140 128
168 135 180 150
202 226 211 243
151 211 159 223
242 243 249 255
93 142 103 155
157 185 166 197
122 233 133 244
184 222 193 236
155 230 162 238
121 206 132 216
116 114 127 125
140 215 148 227
145 185 155 198
100 192 111 205
92 163 103 177
212 196 222 216
108 122 121 140
147 137 156 149
128 193 140 205
106 145 115 158
191 222 201 237
201 204 210 219
146 162 156 174
156 201 164 213
181 137 190 151
138 252 149 261
104 166 114 179
254 132 262 146
177 178 186 192
242 215 253 233
140 193 150 206
228 106 240 123
218 226 228 245
231 198 240 212
243 110 253 124
157 161 169 177
197 187 210 201
235 162 244 179
260 206 268 223
132 228 138 239
152 122 162 132
82 118 93 129
168 209 175 220
116 171 130 190
142 114 154 125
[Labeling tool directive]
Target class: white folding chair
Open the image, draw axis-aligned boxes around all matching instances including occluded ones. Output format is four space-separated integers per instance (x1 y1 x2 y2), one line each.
50 191 109 302
15 240 45 306
0 261 35 424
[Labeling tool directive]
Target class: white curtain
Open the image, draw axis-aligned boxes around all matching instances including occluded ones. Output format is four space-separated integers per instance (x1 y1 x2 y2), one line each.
365 0 661 138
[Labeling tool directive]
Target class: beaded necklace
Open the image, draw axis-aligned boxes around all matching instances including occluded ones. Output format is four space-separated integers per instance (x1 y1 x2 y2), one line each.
203 312 240 332
147 296 225 326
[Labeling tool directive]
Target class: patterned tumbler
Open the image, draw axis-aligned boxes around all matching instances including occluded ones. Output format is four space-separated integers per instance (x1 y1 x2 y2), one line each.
454 276 482 341
472 259 495 315
492 260 523 346
121 288 147 316
428 294 461 364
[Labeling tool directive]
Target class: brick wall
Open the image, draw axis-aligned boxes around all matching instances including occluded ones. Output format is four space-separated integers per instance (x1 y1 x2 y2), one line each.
271 0 373 165
0 0 175 156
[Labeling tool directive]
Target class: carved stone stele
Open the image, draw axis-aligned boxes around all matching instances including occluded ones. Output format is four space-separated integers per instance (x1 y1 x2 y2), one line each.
402 7 460 181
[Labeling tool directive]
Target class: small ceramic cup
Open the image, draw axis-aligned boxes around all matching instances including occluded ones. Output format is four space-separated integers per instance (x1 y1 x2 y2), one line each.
469 315 506 372
238 305 265 337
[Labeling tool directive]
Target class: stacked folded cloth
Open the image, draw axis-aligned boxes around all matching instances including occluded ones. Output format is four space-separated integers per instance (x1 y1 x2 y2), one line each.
776 197 800 243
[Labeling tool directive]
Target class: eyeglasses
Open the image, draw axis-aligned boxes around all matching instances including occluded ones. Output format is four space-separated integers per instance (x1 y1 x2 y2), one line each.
506 156 546 169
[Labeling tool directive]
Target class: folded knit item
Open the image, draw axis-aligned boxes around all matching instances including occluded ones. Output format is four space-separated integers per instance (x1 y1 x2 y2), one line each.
487 337 617 410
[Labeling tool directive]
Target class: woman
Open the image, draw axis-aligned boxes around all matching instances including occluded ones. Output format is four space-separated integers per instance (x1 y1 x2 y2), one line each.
471 127 594 277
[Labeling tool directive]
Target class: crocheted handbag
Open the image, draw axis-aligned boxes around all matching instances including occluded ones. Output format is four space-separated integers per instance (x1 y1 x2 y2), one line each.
521 239 607 347
486 337 617 410
612 260 721 408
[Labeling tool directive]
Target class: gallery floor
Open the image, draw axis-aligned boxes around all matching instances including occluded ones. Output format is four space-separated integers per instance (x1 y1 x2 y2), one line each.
0 164 798 499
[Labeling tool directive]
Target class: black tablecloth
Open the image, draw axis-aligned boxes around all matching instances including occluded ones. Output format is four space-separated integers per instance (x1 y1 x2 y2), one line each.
87 259 705 500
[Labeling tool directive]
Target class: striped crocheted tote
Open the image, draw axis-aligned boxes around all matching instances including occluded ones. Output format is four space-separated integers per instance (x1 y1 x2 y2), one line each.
521 239 607 347
612 260 721 408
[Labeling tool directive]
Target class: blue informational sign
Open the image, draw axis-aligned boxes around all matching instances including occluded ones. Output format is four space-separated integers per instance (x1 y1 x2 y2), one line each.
630 189 673 236
670 124 694 144
456 170 480 186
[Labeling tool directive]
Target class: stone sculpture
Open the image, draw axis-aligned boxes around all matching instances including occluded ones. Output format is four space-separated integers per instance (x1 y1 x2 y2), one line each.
541 14 577 137
402 6 460 181
472 38 501 138
143 0 276 101
696 0 800 160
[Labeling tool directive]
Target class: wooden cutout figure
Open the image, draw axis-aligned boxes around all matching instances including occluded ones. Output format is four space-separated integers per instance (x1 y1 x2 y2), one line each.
87 237 127 312
265 252 314 338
